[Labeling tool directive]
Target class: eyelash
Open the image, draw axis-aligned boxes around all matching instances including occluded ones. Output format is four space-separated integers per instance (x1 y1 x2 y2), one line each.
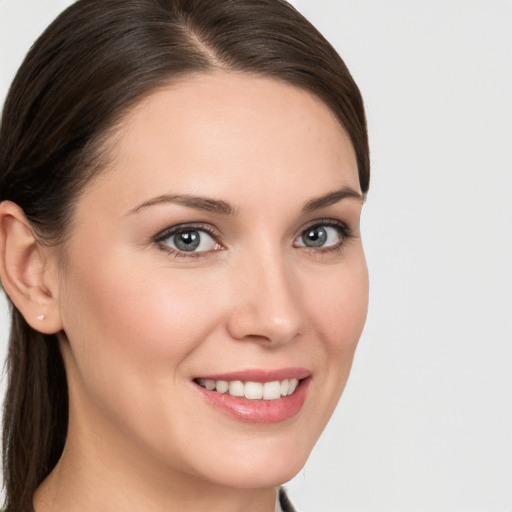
153 222 223 258
296 219 354 256
153 219 354 258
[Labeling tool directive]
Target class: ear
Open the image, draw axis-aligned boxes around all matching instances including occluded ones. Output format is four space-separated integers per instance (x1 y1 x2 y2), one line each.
0 200 63 334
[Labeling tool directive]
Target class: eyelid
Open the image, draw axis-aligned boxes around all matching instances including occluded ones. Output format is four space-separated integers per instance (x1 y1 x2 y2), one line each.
151 218 353 258
153 222 224 255
297 218 352 237
154 222 221 242
294 218 354 251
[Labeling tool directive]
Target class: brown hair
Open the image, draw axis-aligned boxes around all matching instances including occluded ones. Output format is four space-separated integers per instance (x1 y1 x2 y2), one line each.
0 0 369 510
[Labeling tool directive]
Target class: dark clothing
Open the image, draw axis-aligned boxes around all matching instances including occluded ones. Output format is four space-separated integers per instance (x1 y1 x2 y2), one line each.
279 486 297 512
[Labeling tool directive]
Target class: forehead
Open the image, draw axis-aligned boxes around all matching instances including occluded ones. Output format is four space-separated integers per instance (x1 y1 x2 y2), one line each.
83 72 359 213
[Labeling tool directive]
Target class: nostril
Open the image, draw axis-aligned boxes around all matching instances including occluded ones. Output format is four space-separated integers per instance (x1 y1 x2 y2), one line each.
226 308 301 345
226 261 303 345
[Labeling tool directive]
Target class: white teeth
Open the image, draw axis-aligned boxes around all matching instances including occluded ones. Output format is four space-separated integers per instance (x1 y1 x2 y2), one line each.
228 380 244 397
197 377 302 400
288 378 299 395
204 379 216 390
244 382 263 399
215 380 229 393
263 381 282 400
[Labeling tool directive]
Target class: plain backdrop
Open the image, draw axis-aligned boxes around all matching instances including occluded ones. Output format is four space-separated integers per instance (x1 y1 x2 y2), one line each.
1 1 511 511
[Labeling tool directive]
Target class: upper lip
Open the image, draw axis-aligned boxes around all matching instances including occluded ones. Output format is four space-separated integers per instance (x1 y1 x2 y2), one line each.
194 367 310 383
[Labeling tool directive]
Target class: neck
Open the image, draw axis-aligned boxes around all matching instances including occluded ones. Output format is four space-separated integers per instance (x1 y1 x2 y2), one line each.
35 449 276 512
34 415 277 512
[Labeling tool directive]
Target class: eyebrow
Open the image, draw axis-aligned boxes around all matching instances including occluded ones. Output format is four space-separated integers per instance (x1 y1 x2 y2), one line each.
302 186 363 212
128 186 362 216
128 194 236 216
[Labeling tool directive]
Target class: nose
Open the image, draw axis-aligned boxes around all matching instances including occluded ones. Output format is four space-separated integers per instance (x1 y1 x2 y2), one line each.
226 252 303 347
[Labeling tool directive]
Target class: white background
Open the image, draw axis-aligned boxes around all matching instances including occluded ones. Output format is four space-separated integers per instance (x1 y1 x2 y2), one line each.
1 1 511 511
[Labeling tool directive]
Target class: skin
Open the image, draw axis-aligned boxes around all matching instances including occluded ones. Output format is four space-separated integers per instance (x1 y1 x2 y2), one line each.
1 72 368 512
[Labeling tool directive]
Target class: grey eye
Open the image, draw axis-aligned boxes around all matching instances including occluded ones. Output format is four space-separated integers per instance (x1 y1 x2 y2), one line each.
161 229 218 253
173 230 201 251
295 225 342 249
301 226 327 247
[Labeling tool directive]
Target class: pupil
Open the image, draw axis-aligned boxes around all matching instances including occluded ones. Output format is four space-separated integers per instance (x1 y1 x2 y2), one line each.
302 226 327 247
174 230 200 251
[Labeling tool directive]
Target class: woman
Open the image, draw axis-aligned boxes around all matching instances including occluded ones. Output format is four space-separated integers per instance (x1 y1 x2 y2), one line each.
0 0 369 511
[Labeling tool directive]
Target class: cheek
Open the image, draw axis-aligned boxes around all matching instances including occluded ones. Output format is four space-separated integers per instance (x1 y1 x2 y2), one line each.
291 252 368 445
58 249 232 456
306 254 369 359
58 248 227 382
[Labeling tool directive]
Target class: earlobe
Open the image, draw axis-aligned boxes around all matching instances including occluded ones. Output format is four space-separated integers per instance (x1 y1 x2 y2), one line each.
0 200 63 334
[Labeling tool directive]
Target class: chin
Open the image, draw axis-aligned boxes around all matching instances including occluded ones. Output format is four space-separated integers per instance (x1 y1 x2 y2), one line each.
201 451 309 490
183 425 317 490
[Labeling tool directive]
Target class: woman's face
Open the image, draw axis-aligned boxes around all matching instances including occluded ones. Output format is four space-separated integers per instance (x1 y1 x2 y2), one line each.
52 72 368 489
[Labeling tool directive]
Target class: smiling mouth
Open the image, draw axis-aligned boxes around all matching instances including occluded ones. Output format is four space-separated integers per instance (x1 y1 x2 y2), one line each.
195 378 300 400
194 370 311 423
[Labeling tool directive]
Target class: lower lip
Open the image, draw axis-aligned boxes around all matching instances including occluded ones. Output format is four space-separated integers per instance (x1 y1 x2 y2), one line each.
195 378 310 424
